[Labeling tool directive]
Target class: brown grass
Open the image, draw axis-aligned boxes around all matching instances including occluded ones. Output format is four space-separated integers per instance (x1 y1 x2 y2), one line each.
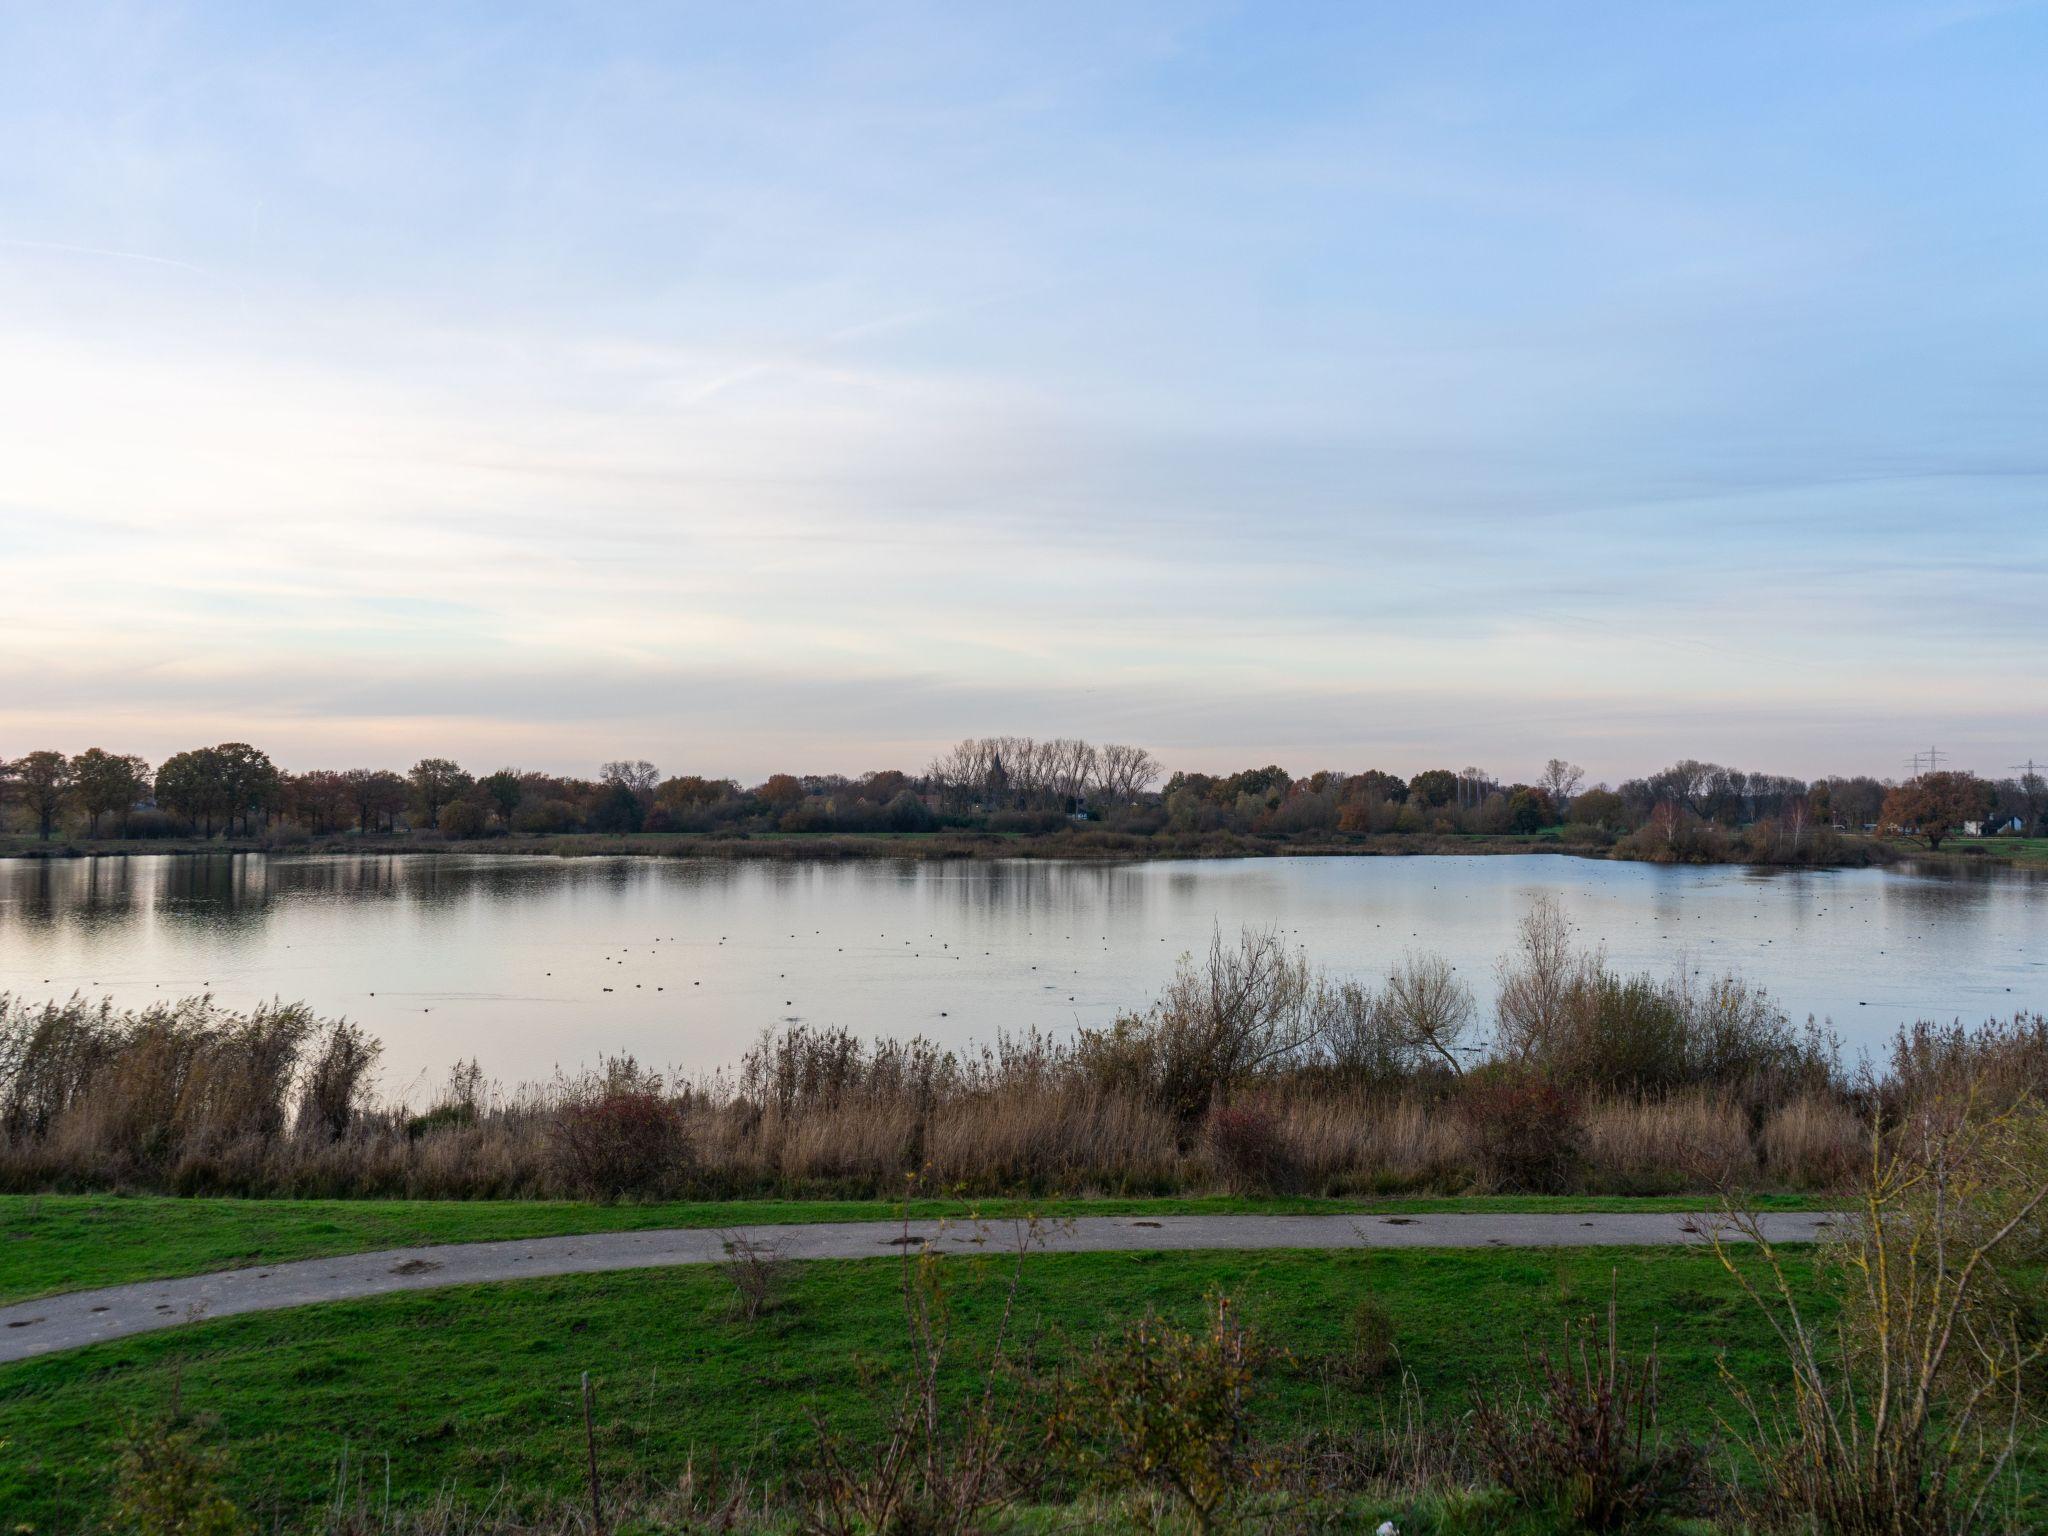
0 944 2023 1203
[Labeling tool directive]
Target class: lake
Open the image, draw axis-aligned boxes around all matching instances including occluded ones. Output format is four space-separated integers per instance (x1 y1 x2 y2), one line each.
1 852 2042 1093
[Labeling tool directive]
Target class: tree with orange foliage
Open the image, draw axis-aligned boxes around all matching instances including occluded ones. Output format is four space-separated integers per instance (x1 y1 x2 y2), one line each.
753 773 804 810
1880 770 1994 851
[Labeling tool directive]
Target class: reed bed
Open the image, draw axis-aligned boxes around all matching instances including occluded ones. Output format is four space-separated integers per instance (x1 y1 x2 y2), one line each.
2 912 2037 1202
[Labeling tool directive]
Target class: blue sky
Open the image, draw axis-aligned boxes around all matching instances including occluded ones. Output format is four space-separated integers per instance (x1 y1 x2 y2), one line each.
1 2 2044 783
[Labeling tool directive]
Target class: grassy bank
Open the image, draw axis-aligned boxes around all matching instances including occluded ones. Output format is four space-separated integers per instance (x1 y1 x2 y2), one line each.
0 826 1580 863
1897 833 2048 868
0 1191 1822 1305
0 1243 1848 1528
1 823 1911 867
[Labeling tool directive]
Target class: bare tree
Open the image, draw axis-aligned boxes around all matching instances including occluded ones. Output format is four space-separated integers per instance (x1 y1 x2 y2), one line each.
1376 951 1476 1075
927 739 996 810
1494 895 1597 1062
600 760 660 793
1539 758 1585 807
930 736 1156 814
1094 744 1161 805
1078 927 1324 1122
1046 738 1098 809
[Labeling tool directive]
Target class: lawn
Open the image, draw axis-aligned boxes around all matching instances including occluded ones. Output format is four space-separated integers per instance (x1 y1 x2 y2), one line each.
0 1190 1821 1304
0 1243 1837 1528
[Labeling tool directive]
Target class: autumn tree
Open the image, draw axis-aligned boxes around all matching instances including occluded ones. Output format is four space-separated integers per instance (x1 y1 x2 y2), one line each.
753 773 804 810
284 770 352 834
1408 768 1459 808
590 779 645 833
407 758 472 827
437 799 489 838
478 769 524 824
344 768 408 833
214 743 281 836
70 748 151 836
1566 787 1627 830
7 751 74 840
155 748 229 837
1881 771 1996 851
655 775 732 812
1506 785 1555 833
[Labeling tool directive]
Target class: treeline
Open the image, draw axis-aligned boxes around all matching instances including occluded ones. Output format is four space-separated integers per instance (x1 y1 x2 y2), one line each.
1 738 2042 858
0 737 1161 845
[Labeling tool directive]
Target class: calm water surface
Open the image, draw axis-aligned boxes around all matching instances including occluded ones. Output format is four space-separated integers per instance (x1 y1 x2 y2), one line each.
1 853 2042 1090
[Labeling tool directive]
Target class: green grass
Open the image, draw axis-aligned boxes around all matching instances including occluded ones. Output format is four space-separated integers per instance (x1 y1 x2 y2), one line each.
0 1244 1833 1528
0 1191 1820 1304
1887 834 2048 866
1946 835 2048 865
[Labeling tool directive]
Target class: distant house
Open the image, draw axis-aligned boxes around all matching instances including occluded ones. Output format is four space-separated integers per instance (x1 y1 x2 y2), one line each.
1962 817 2024 836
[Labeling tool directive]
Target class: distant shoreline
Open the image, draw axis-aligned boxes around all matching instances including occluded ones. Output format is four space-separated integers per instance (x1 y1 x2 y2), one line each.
2 826 2022 870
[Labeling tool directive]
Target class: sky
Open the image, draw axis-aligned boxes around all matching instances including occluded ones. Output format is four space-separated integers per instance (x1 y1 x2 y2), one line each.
1 2 2044 787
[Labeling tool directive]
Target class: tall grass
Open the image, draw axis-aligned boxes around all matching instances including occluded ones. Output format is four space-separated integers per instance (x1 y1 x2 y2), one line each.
3 919 2032 1202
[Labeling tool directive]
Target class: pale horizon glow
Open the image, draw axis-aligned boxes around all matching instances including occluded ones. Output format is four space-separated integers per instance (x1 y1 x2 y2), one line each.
2 3 2045 786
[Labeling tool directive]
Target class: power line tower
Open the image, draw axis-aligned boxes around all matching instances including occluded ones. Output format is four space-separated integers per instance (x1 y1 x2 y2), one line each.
2012 759 2047 834
1906 744 1948 776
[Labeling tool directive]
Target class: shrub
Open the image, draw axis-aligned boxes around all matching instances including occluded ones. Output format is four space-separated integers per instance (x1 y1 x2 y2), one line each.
110 1413 250 1536
1074 927 1322 1124
1457 1067 1583 1193
987 809 1066 835
1494 896 1830 1103
1470 1290 1703 1531
1711 1089 2048 1536
436 799 489 838
510 798 580 834
1317 953 1475 1088
120 808 186 839
404 1102 474 1139
548 1060 689 1199
1339 1295 1398 1383
805 1219 1048 1535
1203 1102 1299 1194
717 1232 789 1322
1059 1292 1271 1534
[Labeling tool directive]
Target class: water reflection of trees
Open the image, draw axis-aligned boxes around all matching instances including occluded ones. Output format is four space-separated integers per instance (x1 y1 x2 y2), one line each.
0 852 652 942
1882 862 2019 922
895 858 1138 933
0 857 142 931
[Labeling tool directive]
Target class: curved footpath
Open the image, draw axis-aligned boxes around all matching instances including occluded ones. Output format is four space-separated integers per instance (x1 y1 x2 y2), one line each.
0 1209 1837 1365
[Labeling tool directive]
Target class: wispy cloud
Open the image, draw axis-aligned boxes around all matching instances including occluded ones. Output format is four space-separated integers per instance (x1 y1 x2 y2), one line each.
1 2 2044 780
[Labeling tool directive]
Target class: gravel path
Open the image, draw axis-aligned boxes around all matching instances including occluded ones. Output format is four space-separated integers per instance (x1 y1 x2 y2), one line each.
0 1209 1836 1364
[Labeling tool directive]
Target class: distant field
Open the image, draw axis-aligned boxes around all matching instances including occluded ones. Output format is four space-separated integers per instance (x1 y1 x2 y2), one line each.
0 1191 1820 1304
